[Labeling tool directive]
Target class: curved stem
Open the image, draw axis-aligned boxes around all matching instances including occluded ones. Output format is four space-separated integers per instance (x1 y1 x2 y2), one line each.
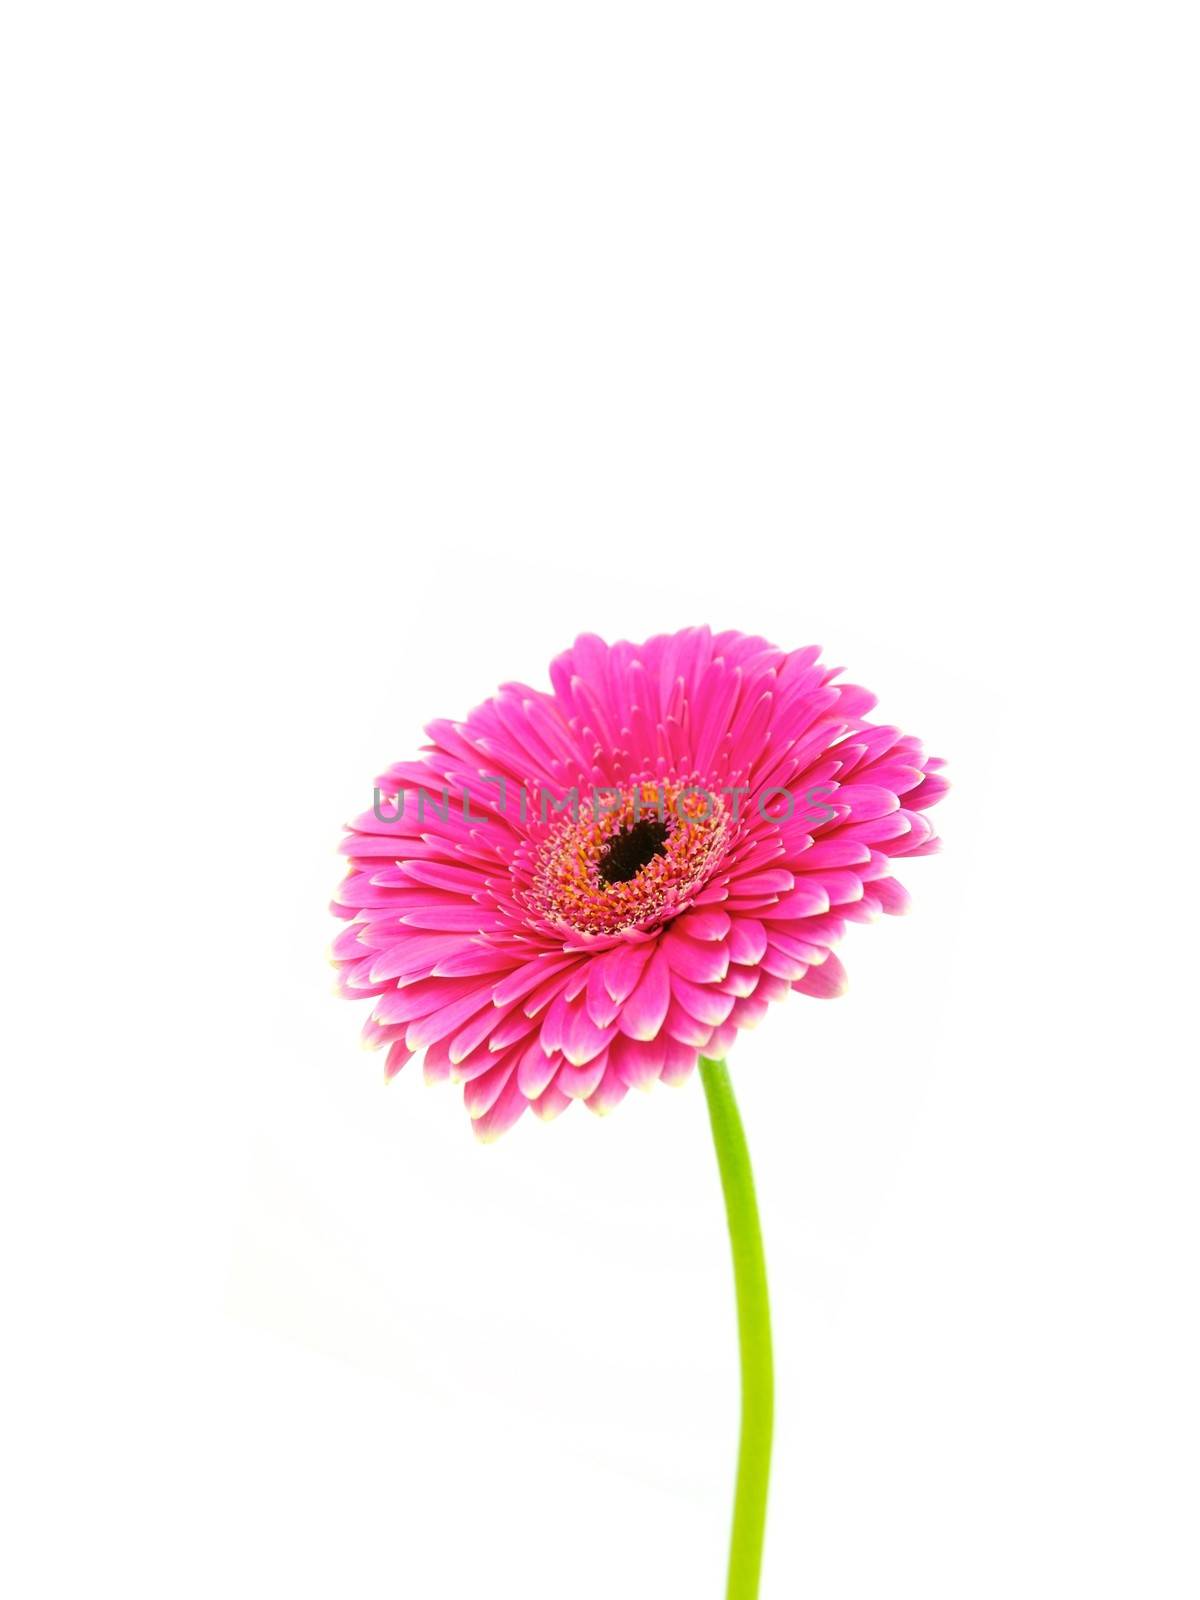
699 1056 774 1600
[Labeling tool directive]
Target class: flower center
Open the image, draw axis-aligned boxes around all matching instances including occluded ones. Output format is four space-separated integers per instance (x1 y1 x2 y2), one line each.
597 816 670 885
517 777 732 939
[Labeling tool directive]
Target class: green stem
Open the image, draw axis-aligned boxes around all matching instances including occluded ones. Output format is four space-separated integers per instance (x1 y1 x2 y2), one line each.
699 1056 774 1600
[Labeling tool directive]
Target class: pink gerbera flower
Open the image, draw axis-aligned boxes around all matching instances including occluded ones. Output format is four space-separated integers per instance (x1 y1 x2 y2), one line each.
331 628 946 1141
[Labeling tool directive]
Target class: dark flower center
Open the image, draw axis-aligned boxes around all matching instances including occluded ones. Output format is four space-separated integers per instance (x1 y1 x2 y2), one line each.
597 816 671 885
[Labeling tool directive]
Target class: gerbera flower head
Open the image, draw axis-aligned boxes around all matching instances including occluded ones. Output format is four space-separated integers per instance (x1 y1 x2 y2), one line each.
332 629 946 1140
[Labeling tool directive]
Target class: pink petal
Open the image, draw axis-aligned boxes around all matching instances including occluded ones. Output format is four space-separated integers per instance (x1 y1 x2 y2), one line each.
618 948 671 1040
662 929 729 984
609 1033 666 1090
517 1039 560 1099
602 940 655 1004
530 1082 572 1122
673 908 732 941
661 1038 699 1085
671 975 737 1027
792 952 848 998
562 1003 618 1068
464 1054 517 1118
585 1059 630 1115
727 917 767 965
471 1072 530 1142
385 1041 412 1080
872 877 912 915
663 1001 714 1048
765 884 831 920
558 1050 609 1101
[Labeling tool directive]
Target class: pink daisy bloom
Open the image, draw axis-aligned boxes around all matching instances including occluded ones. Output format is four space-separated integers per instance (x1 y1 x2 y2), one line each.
331 628 946 1141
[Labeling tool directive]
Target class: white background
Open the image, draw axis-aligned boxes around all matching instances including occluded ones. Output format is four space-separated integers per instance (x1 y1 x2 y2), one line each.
3 4 1197 1596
